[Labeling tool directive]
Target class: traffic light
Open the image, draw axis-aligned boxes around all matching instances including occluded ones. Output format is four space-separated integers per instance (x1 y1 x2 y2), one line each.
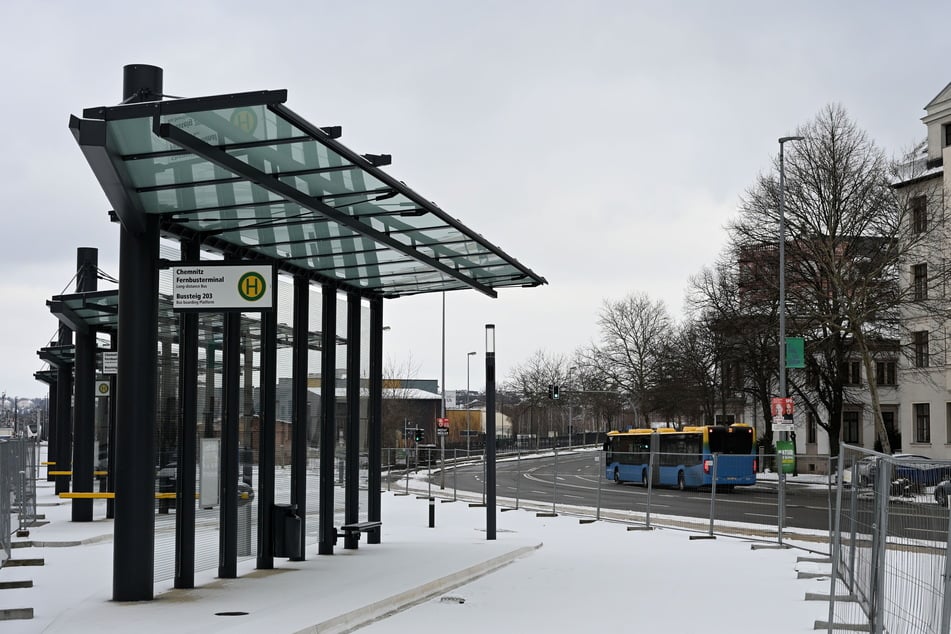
552 384 560 400
547 384 554 399
414 428 424 442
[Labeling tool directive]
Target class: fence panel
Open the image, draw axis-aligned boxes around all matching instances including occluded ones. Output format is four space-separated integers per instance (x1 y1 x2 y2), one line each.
829 445 951 634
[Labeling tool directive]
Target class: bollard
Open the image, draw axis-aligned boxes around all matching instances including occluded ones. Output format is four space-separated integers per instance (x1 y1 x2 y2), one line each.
429 497 435 528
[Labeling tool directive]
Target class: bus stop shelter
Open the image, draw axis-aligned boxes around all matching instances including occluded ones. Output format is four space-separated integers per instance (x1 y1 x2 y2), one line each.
67 64 545 601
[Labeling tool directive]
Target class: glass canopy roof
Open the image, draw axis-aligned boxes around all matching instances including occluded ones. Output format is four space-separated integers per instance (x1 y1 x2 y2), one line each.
71 90 546 298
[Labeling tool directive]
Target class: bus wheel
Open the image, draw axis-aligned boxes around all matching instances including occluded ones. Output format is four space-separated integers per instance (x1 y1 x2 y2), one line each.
641 469 649 488
677 472 686 491
614 468 621 484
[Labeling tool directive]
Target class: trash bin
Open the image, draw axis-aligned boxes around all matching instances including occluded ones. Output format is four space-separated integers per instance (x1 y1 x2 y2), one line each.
272 503 302 559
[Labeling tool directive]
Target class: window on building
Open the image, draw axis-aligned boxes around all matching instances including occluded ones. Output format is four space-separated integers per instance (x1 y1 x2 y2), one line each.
914 331 930 368
912 196 928 233
913 263 928 300
876 360 896 385
842 411 860 444
882 411 900 452
807 412 817 445
840 361 861 386
946 403 951 446
945 123 951 148
915 403 931 444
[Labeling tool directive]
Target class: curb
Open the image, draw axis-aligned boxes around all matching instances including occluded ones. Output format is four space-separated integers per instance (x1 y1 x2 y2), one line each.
295 543 542 634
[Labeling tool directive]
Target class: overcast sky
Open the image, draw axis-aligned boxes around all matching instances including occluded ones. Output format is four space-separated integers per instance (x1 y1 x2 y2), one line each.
1 1 948 399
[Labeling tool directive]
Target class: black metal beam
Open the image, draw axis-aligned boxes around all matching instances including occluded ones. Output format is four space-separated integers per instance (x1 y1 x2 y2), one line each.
113 213 159 601
54 324 72 496
291 276 309 561
219 311 240 578
367 296 383 544
72 247 98 522
344 293 361 549
257 304 277 569
174 237 199 589
318 284 337 555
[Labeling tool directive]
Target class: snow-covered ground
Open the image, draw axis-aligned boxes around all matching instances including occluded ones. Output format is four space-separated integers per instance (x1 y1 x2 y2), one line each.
1 461 840 634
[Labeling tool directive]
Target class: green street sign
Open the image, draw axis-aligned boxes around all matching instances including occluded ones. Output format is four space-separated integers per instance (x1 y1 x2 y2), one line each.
786 337 805 369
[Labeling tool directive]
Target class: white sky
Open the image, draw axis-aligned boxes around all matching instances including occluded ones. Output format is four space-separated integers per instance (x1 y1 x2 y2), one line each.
1 2 949 398
4 454 840 633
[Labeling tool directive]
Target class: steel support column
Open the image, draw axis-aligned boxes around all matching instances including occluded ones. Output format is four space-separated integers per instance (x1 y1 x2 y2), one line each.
218 311 241 578
344 293 361 549
174 238 199 588
45 377 58 482
71 251 97 521
291 276 309 561
105 333 116 519
54 324 72 496
257 306 277 568
113 212 159 601
318 284 337 555
367 296 383 544
112 63 162 602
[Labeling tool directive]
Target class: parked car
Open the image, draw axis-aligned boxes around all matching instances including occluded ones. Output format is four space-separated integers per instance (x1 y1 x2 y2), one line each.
935 480 951 507
850 456 877 486
157 462 254 506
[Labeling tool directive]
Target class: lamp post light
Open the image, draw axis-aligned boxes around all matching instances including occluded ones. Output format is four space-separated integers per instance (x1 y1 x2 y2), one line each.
466 351 477 457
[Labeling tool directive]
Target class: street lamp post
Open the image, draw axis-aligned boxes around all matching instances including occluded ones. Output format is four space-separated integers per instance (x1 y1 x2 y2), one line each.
485 324 496 541
466 351 477 457
778 135 803 403
777 135 802 546
567 366 575 448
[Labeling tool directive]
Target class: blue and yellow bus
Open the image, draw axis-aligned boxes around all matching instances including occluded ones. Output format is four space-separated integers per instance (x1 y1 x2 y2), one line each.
603 424 757 489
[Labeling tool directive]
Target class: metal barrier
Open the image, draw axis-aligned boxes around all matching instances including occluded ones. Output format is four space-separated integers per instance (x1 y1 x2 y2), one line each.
1 437 39 566
384 445 836 553
826 445 951 634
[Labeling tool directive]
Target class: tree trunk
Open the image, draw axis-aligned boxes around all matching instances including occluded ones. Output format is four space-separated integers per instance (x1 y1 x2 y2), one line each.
853 327 892 455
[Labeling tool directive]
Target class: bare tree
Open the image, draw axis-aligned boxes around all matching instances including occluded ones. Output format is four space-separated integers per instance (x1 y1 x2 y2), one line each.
729 104 946 455
592 292 672 427
505 350 569 442
689 260 780 445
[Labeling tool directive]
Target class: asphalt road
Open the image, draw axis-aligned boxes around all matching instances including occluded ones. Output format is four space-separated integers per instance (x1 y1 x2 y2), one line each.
420 450 951 542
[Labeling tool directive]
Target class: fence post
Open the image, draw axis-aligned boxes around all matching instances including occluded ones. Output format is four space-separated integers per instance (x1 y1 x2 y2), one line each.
940 504 951 634
595 450 603 521
778 453 786 547
869 456 890 634
707 453 718 537
644 449 654 529
827 445 847 634
514 449 521 510
550 447 559 515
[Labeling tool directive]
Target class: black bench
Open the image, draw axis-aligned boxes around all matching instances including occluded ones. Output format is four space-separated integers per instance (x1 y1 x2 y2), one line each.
335 521 382 549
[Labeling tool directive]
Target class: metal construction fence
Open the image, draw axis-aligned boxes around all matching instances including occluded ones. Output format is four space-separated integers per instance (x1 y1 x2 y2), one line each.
826 445 951 634
383 445 837 552
1 437 39 566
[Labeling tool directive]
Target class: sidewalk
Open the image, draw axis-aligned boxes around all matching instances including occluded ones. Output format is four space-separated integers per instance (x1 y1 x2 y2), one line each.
2 474 832 633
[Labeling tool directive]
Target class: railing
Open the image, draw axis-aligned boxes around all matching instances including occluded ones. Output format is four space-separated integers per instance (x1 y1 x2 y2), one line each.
382 445 837 551
826 445 951 634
